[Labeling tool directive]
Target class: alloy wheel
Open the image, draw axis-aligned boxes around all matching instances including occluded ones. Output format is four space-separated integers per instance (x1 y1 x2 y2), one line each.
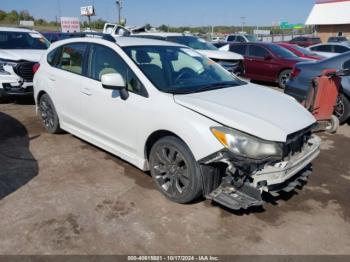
280 71 291 89
152 145 190 197
39 97 55 129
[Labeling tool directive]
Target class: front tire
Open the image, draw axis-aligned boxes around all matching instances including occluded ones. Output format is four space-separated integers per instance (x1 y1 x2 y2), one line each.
38 94 61 134
278 69 291 89
149 136 203 204
335 94 350 124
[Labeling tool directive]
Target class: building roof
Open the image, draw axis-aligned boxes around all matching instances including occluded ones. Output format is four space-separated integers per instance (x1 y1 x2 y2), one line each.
306 0 350 25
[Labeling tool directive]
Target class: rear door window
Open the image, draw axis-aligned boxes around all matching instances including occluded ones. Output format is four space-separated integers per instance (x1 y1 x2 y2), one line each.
248 45 269 58
236 36 245 42
311 45 332 52
229 44 247 55
227 35 236 42
57 43 87 75
334 45 350 54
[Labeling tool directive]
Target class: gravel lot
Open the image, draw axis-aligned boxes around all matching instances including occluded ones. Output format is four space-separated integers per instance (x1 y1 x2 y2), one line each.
0 94 350 255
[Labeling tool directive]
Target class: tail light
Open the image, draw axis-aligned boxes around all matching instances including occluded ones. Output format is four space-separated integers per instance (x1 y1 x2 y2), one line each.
32 63 40 74
290 67 301 78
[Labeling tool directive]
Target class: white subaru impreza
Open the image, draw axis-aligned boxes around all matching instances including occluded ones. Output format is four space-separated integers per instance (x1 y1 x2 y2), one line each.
33 36 321 210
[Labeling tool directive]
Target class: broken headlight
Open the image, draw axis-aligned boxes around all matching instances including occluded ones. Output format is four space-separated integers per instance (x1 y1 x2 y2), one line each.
211 126 283 160
0 59 17 75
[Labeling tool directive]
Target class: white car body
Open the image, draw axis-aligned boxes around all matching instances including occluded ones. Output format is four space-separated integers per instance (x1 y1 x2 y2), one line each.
34 36 320 210
307 43 350 58
0 27 48 98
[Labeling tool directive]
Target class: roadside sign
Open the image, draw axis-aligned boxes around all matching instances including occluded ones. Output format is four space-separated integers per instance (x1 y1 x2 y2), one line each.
81 6 95 16
60 17 81 33
254 29 271 35
19 20 34 27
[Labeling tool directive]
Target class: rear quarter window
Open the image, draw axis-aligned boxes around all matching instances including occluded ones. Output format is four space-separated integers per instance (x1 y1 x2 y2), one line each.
47 47 60 66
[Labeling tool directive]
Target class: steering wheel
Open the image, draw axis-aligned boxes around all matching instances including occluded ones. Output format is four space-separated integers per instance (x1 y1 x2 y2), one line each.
174 68 198 83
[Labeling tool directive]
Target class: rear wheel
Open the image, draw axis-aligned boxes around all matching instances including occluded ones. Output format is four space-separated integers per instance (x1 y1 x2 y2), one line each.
278 69 291 89
335 94 350 124
38 94 62 134
149 136 203 204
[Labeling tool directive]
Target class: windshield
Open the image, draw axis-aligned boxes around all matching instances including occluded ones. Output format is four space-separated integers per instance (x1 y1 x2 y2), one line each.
245 35 258 42
268 44 298 59
123 46 245 94
166 36 218 51
0 31 50 49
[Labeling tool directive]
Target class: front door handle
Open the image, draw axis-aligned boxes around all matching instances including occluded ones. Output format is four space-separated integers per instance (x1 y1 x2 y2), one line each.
81 88 92 96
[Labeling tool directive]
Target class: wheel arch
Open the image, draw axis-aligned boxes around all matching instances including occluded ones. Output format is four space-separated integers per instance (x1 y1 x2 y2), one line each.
144 130 185 161
37 90 47 103
277 67 292 80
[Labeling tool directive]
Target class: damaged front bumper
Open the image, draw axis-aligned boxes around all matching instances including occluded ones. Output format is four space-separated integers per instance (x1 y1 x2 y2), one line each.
200 135 321 210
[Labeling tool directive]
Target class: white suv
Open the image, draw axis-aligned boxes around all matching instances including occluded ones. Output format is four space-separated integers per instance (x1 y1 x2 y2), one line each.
34 36 321 210
0 27 49 101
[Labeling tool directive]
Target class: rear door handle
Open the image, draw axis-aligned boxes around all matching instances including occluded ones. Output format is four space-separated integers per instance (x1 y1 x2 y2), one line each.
49 75 56 81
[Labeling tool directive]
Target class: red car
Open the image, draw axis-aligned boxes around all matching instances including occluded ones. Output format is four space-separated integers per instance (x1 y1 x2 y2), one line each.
277 42 324 60
228 42 311 88
289 36 321 47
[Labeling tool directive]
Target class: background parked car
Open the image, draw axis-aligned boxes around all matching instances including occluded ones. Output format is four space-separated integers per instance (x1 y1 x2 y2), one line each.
277 42 324 60
0 27 49 101
285 52 350 123
228 42 309 88
307 43 350 58
225 34 259 43
328 36 349 43
134 33 244 75
289 36 321 47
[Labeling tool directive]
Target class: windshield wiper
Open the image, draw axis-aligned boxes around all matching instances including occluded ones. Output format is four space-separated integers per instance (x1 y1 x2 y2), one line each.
193 82 239 93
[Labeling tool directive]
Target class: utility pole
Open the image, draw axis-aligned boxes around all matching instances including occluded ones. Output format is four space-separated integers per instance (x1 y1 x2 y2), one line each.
116 0 123 25
240 16 246 33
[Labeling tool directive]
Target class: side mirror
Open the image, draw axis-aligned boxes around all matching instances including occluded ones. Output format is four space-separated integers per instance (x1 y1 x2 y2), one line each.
264 54 273 61
101 73 129 100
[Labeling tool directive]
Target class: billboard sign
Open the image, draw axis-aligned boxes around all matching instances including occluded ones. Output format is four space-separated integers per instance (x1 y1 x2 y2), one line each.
81 6 95 16
253 29 271 35
61 17 81 33
280 22 304 30
19 20 34 27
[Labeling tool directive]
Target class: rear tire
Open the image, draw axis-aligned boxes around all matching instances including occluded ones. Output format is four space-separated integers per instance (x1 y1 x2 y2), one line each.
335 94 350 124
149 136 203 204
38 94 62 134
278 69 291 89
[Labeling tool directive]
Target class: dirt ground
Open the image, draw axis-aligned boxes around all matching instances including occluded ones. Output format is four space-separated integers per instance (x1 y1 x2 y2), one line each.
0 98 350 255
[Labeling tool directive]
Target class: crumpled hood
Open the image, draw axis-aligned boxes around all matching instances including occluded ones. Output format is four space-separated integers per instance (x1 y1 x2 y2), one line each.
197 49 244 61
0 49 45 62
174 83 316 142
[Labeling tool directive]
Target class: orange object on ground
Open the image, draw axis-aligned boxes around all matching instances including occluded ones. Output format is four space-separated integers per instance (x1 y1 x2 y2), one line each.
304 69 340 133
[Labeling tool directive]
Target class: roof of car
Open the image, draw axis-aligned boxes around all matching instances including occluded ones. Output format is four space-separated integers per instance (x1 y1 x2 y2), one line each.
49 36 185 48
135 32 187 38
0 27 38 33
310 42 350 47
116 36 185 47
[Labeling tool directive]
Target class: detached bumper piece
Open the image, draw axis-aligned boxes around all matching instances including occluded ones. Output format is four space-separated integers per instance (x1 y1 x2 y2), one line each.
268 166 312 197
207 177 263 210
